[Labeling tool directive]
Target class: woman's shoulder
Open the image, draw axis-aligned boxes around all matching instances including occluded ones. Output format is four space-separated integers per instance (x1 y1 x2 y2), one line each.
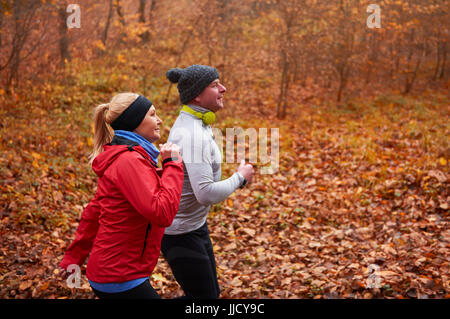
110 146 156 172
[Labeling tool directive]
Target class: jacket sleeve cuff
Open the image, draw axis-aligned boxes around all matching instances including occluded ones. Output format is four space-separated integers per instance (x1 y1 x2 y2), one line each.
162 157 180 166
236 172 247 189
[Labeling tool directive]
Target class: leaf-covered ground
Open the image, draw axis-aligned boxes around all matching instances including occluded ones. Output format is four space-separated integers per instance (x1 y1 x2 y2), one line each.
0 83 448 299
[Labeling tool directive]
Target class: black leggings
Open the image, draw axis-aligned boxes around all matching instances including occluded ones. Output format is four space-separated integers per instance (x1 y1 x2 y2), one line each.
92 279 161 299
161 222 220 299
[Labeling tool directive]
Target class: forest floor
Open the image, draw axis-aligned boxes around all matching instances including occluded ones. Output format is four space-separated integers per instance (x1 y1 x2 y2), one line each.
0 78 448 299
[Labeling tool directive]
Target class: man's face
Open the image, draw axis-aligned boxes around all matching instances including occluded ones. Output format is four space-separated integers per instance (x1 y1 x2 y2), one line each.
193 79 227 112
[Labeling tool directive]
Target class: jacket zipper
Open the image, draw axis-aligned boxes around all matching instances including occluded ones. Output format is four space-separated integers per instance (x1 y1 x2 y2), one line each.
141 223 151 259
127 146 154 260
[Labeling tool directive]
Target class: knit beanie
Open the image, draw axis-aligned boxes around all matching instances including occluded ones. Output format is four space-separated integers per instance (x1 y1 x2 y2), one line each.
166 65 220 105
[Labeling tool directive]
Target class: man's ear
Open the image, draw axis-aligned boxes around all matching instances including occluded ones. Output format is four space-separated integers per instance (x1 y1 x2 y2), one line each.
192 96 201 105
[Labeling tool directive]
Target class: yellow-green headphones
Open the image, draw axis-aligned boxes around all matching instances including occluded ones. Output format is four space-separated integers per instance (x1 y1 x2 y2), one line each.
181 104 216 125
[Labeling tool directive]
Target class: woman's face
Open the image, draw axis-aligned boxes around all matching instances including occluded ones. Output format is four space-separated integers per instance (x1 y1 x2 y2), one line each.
133 105 162 142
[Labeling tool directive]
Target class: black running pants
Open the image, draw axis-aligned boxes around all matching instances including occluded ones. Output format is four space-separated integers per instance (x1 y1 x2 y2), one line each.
161 222 220 299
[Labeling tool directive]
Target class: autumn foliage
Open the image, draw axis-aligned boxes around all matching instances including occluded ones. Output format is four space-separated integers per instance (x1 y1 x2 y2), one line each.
0 0 448 299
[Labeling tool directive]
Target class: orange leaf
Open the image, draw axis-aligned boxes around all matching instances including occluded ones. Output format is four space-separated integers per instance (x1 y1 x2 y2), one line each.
40 282 50 291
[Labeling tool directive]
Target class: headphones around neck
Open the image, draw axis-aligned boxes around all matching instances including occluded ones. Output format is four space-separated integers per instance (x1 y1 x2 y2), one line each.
181 105 216 125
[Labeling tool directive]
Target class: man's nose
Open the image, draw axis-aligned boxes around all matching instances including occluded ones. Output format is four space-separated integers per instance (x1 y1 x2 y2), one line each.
219 84 226 93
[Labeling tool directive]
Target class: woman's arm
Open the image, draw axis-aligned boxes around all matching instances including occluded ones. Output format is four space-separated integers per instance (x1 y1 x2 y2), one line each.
114 153 184 227
59 193 101 269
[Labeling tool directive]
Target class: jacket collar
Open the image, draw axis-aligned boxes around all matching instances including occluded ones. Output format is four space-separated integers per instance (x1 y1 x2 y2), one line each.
92 137 157 177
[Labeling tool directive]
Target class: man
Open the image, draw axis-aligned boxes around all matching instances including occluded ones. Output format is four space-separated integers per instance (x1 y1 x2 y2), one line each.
163 65 254 298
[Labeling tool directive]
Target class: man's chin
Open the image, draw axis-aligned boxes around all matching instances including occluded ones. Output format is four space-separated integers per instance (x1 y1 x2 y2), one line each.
205 102 223 112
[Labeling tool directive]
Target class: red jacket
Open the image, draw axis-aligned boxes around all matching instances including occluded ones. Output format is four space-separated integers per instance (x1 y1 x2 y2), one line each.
59 139 183 283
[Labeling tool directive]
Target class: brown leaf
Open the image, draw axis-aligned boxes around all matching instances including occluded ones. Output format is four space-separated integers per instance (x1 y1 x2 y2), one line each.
230 277 243 287
427 170 447 183
224 242 237 251
241 228 256 237
40 282 50 291
19 280 33 291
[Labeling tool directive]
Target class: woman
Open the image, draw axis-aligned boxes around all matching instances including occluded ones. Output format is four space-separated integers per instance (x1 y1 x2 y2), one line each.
59 93 183 299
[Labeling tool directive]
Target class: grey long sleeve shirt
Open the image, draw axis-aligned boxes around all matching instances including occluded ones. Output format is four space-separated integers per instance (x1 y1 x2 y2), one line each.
164 104 244 235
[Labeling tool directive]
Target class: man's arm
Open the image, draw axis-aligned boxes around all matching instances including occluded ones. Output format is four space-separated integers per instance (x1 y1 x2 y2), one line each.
184 161 244 206
169 119 245 206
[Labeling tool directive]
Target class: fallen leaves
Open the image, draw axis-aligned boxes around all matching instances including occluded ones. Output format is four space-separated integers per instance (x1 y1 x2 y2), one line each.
427 169 447 184
19 280 33 291
241 228 256 237
0 86 448 300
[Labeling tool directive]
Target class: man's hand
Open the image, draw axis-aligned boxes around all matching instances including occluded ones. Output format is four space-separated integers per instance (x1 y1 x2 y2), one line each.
237 160 254 185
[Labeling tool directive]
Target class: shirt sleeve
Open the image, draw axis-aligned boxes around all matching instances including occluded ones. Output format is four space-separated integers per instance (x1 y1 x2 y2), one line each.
179 127 244 206
184 161 243 206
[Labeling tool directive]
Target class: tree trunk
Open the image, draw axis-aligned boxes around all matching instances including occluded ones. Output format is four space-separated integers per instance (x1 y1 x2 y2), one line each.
114 0 126 44
58 2 71 66
276 2 296 120
403 49 423 94
277 51 288 119
0 3 3 48
149 0 156 16
101 0 114 46
220 33 229 84
439 42 446 79
433 38 441 81
138 0 146 23
365 32 378 85
334 0 352 102
6 1 35 89
281 71 291 119
337 64 345 102
138 0 151 42
115 0 126 27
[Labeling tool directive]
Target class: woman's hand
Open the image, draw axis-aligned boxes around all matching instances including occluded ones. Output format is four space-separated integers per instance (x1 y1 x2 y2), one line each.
159 142 181 162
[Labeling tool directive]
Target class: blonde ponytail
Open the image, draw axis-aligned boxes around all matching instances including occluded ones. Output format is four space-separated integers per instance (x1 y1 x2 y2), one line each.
89 93 139 164
89 103 113 164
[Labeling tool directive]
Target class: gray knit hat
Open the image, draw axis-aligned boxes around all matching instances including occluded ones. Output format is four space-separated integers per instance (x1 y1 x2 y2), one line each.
166 65 220 105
